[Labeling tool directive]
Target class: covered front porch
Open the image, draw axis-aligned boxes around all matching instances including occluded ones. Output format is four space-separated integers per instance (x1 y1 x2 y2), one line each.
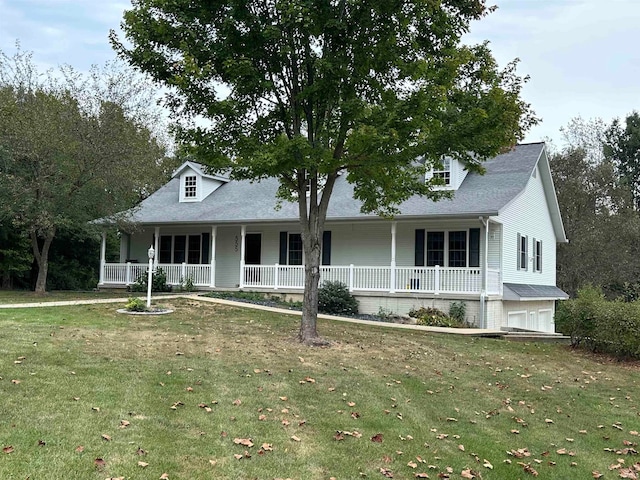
98 219 503 297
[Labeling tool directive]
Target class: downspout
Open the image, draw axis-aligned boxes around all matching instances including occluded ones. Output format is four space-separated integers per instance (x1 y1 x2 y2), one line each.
479 216 489 329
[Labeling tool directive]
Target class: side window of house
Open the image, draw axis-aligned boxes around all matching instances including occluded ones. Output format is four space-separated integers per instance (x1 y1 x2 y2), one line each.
517 233 528 271
534 239 542 272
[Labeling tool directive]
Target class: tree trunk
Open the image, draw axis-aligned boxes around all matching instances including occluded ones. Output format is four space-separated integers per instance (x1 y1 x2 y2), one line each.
300 243 322 343
31 229 55 295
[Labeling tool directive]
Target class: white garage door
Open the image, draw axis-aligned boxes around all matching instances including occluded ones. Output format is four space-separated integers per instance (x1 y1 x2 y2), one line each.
538 309 553 333
507 311 527 329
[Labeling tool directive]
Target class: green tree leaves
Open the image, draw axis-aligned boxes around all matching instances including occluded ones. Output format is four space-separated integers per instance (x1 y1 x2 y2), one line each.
112 0 535 341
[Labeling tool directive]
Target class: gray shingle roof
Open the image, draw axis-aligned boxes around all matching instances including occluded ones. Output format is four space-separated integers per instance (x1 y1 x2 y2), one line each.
108 142 546 225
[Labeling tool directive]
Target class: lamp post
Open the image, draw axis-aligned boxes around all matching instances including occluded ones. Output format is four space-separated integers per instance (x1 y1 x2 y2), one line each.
147 245 155 309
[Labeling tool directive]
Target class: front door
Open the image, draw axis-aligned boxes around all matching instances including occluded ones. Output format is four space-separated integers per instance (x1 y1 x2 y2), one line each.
244 233 261 283
245 234 261 264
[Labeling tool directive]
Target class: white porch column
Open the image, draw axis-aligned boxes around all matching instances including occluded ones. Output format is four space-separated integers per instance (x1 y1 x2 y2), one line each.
239 225 246 289
99 231 106 285
153 227 160 268
390 221 397 293
210 226 217 287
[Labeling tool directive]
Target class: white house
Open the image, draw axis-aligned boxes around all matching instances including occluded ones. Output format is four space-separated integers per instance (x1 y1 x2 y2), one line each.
96 142 568 332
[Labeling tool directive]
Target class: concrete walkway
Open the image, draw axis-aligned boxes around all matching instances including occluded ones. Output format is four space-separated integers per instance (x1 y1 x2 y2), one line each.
0 293 506 337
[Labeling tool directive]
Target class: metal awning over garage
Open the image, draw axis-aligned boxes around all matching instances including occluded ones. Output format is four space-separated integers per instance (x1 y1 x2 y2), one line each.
503 283 569 301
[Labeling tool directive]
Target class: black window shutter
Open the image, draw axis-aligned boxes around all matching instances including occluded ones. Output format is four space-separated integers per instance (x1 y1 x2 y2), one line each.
201 232 210 264
469 228 480 267
415 229 425 266
279 232 288 265
322 231 331 265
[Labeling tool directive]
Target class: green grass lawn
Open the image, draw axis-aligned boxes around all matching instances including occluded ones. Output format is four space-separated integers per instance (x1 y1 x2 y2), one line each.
0 290 134 304
0 298 638 479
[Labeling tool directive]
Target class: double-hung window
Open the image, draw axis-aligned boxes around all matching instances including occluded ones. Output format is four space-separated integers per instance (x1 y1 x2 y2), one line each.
279 232 303 265
184 175 197 198
534 239 542 272
432 158 451 186
517 234 528 271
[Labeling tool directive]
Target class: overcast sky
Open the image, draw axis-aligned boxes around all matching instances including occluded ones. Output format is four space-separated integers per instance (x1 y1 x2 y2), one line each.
1 0 638 146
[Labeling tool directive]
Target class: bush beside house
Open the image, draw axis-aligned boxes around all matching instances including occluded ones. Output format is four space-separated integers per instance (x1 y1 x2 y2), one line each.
555 286 640 359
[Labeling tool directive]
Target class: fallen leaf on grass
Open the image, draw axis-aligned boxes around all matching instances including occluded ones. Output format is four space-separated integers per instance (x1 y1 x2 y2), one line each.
517 462 539 476
291 435 301 442
101 434 112 441
138 461 149 467
371 433 384 443
592 472 604 479
380 467 394 478
136 447 147 456
233 438 254 447
75 445 84 453
408 461 418 468
120 420 130 428
94 458 106 468
3 446 14 454
232 399 242 406
160 474 170 479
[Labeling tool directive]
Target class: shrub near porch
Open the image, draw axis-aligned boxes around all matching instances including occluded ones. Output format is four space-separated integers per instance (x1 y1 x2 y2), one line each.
0 299 638 479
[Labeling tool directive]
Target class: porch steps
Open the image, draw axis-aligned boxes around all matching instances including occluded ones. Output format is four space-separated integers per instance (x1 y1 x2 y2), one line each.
500 328 570 344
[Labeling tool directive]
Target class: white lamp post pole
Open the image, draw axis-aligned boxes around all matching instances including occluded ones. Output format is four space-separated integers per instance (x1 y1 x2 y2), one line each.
147 245 155 309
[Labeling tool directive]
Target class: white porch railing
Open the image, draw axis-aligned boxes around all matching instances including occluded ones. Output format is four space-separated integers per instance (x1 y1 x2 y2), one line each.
243 264 490 295
101 262 502 296
101 263 211 286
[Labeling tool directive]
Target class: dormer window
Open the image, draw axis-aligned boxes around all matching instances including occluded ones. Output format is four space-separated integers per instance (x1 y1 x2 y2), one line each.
184 175 197 198
433 158 451 186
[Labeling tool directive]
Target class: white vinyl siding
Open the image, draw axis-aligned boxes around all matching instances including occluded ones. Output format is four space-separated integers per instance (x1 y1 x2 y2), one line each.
487 222 502 270
328 223 392 266
500 158 557 286
215 226 241 288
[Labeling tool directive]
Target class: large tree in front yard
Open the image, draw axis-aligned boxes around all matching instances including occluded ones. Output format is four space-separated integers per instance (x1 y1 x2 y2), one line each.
112 0 536 343
0 48 171 294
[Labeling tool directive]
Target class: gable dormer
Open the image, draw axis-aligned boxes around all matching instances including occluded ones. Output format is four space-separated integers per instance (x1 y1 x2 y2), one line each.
173 161 229 203
425 157 469 190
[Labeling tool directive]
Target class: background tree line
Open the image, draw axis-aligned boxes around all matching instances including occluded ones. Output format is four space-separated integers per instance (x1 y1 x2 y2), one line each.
551 113 640 300
0 46 176 292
